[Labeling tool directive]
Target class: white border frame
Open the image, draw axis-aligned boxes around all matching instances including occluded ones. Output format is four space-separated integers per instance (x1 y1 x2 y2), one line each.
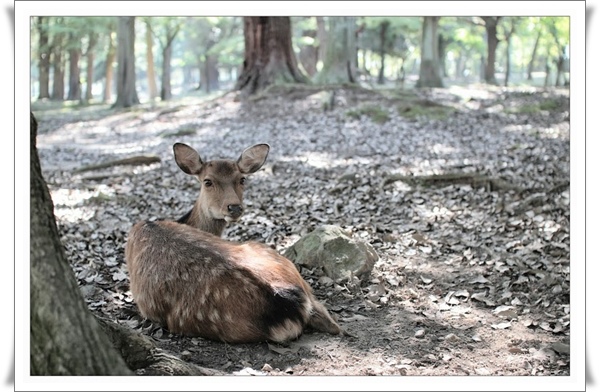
14 1 586 391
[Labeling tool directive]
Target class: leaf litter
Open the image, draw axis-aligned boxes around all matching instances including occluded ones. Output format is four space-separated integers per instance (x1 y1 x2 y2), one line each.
35 85 570 376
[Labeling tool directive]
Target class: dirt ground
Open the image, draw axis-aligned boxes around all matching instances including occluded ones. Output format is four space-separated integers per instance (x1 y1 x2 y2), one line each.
33 83 571 379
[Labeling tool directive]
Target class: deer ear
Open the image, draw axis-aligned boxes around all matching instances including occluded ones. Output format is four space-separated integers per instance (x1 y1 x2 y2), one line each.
237 144 270 174
173 143 204 175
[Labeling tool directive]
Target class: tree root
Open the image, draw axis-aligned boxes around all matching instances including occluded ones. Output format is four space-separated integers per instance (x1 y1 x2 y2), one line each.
74 155 161 174
96 317 224 376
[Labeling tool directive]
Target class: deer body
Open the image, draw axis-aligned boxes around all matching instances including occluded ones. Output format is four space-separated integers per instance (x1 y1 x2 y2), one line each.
125 220 342 343
125 143 343 343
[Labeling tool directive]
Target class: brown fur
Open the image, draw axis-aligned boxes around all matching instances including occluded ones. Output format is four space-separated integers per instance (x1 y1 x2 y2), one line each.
173 143 270 236
125 220 342 343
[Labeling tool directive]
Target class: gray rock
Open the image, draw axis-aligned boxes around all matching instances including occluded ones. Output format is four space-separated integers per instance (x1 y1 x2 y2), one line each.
283 225 378 281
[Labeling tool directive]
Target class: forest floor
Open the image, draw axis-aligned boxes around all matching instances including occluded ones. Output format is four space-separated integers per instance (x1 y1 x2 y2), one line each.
33 82 571 381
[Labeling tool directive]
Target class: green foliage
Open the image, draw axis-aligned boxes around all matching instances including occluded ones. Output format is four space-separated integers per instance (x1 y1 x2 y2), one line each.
346 105 390 124
504 98 562 114
397 99 455 121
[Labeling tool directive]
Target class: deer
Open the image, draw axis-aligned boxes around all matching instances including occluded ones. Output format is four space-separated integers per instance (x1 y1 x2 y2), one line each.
173 142 270 237
124 143 345 343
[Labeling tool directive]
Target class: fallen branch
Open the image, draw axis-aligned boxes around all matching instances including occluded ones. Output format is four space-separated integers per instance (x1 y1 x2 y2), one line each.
74 155 161 174
381 172 524 193
96 317 224 376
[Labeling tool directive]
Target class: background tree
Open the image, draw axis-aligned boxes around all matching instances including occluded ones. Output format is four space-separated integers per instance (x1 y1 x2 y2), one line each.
66 29 82 101
83 28 99 102
103 22 117 103
152 17 183 101
480 16 501 85
30 112 131 375
315 16 357 84
500 17 517 86
50 17 66 101
526 18 542 80
113 16 139 108
416 16 443 88
144 19 158 101
236 17 307 96
36 17 50 100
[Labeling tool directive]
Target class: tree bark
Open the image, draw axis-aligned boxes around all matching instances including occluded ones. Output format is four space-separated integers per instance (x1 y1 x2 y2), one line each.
316 17 327 69
377 21 389 85
236 16 308 95
416 16 443 88
113 16 140 108
37 17 50 100
67 33 82 101
482 16 501 85
298 29 318 77
315 16 357 85
30 112 132 376
202 55 219 93
504 20 515 87
160 43 173 100
104 32 116 103
50 25 65 101
84 33 97 102
527 29 541 80
145 20 158 100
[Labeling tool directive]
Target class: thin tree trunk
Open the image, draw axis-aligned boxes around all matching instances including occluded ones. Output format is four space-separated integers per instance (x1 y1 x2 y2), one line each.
316 16 327 68
160 43 173 100
104 33 116 103
145 21 158 100
50 25 65 101
85 33 97 102
30 112 131 376
67 34 82 101
527 29 541 80
377 21 389 85
37 17 50 100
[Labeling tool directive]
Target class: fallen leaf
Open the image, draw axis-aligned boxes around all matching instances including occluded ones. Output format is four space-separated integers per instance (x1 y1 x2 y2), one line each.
491 322 512 330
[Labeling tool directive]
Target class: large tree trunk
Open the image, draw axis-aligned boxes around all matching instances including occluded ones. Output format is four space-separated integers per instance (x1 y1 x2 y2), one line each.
37 17 50 100
145 21 158 101
104 32 116 103
482 16 501 85
527 29 541 80
113 16 140 108
298 28 318 77
315 16 357 84
236 16 308 95
67 34 82 101
316 16 327 69
29 112 131 376
416 16 443 88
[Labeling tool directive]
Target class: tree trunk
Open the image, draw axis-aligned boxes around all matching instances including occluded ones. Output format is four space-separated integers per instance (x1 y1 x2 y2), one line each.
377 21 389 85
527 29 541 80
298 29 318 77
104 32 116 103
84 33 97 102
316 16 327 69
113 16 139 108
555 50 565 87
37 17 50 100
202 55 219 93
67 33 82 101
236 17 307 95
544 59 551 87
438 34 448 77
504 22 515 87
482 16 501 85
50 30 65 101
160 43 173 100
29 112 131 376
314 16 357 85
416 16 443 88
145 20 158 100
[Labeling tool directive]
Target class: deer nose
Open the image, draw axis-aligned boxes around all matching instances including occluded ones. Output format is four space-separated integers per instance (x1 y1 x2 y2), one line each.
227 204 243 219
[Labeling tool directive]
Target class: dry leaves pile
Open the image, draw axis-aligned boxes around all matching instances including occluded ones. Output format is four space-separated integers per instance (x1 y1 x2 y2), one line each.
35 84 570 376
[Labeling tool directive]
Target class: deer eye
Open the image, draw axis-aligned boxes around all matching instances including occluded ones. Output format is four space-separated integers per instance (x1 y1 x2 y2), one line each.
240 177 247 186
203 179 213 187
